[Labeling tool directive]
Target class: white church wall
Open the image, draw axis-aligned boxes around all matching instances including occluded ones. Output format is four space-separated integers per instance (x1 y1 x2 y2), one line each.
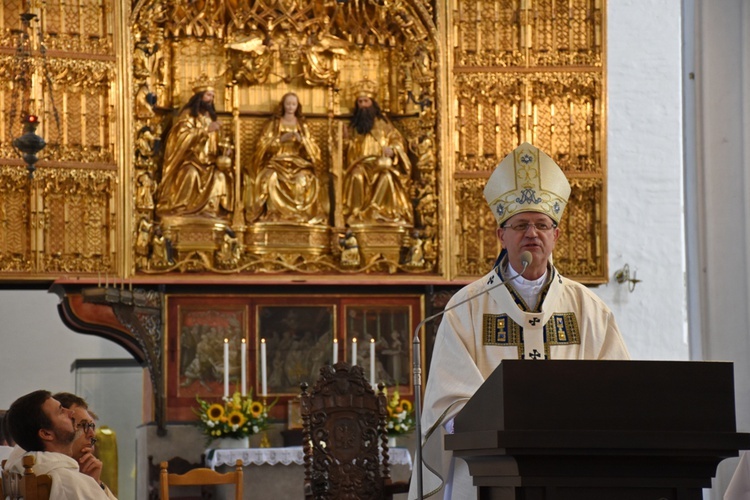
691 0 750 497
0 289 131 409
597 0 689 361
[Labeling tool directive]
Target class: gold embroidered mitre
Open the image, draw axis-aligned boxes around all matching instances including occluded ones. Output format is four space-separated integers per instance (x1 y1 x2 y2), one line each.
353 78 378 99
484 142 571 226
191 73 215 93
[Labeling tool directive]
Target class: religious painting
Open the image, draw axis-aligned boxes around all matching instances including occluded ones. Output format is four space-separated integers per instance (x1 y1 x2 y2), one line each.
343 303 414 394
172 300 249 399
257 304 335 395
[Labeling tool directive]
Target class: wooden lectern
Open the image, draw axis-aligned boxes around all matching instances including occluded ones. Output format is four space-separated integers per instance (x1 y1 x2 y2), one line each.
444 360 750 500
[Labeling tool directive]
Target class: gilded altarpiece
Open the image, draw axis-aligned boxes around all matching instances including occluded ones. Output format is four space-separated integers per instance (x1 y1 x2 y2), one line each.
0 0 606 282
128 0 440 276
0 0 118 276
450 0 607 282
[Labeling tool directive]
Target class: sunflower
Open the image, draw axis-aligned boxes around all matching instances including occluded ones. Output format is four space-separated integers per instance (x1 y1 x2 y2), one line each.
194 391 276 442
227 410 247 428
250 401 264 418
400 400 412 412
207 404 225 421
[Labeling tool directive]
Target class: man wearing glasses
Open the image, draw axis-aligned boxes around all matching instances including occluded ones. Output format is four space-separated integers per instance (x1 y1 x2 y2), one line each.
4 390 116 499
52 392 112 494
411 143 630 500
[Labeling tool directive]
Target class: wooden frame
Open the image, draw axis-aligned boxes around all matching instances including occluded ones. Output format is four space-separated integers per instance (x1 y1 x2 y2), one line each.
256 302 336 395
343 303 413 393
165 294 423 421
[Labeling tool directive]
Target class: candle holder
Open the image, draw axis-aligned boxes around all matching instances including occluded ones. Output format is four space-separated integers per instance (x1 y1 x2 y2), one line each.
259 398 271 448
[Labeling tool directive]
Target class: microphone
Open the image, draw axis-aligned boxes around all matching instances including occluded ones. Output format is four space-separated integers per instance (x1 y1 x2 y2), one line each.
411 251 532 499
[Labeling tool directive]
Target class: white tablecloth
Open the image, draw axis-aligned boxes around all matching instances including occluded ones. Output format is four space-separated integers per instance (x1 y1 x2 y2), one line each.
206 445 413 469
206 446 412 500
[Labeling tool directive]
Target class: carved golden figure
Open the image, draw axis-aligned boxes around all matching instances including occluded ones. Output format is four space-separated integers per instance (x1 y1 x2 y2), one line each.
155 80 233 221
344 81 413 226
226 26 272 85
136 172 156 210
245 93 326 225
302 23 351 86
340 229 361 267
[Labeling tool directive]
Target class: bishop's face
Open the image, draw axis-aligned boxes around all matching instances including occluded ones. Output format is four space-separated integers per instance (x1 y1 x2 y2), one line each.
497 212 559 279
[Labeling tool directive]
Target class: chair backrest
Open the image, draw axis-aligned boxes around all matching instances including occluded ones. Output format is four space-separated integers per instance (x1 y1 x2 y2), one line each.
1 455 52 500
159 458 243 500
300 362 394 500
148 455 206 500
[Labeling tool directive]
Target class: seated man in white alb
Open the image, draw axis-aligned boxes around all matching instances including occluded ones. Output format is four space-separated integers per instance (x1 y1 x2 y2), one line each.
4 390 116 499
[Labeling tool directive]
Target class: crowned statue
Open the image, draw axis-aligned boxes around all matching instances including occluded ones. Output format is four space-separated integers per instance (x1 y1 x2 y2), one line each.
155 75 233 222
245 92 327 225
343 79 413 227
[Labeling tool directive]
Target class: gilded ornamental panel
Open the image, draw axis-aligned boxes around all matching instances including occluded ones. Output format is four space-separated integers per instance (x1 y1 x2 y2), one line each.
0 0 607 284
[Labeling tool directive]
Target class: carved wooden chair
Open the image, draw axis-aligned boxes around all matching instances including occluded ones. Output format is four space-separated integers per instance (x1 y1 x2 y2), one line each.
1 455 52 500
300 362 410 500
148 455 208 500
159 458 243 500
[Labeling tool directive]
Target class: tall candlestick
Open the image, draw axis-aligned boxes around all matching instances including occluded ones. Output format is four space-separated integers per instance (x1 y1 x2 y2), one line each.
223 338 229 398
241 338 247 396
261 338 267 397
333 338 338 364
352 337 358 366
370 338 376 386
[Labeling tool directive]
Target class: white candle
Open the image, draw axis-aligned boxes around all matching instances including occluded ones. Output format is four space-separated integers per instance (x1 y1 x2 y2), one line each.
333 338 338 364
352 337 357 366
370 338 376 386
223 338 229 398
241 338 247 396
261 338 267 397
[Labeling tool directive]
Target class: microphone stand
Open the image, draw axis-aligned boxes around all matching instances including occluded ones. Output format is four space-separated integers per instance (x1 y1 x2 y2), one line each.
412 333 424 500
411 255 531 499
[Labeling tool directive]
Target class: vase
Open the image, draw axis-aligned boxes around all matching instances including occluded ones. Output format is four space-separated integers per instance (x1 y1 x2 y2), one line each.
213 436 250 449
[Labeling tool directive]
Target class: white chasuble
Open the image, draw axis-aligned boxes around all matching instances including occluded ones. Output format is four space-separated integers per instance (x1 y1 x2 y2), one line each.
408 265 630 500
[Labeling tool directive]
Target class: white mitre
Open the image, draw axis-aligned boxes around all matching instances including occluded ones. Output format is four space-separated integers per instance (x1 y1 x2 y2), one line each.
483 142 571 226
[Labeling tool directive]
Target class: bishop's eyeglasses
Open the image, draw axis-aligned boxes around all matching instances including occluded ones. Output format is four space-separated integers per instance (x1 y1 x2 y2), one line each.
502 221 557 232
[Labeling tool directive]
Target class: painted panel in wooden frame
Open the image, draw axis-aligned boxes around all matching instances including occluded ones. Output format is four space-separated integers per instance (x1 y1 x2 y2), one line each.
255 301 336 396
341 295 423 396
165 295 250 420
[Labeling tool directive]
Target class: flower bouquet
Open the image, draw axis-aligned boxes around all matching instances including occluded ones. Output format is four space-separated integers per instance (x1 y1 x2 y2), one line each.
194 391 270 443
385 390 415 436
